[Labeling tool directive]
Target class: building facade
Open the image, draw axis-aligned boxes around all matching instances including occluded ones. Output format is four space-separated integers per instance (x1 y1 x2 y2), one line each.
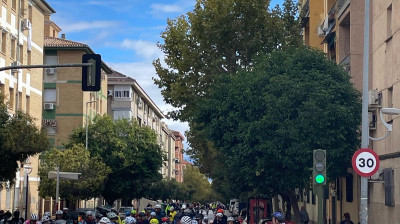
172 131 185 183
0 0 55 218
369 0 400 222
107 71 176 180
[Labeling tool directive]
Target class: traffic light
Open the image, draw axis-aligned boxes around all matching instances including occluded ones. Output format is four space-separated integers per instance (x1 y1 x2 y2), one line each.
313 149 326 185
82 54 101 91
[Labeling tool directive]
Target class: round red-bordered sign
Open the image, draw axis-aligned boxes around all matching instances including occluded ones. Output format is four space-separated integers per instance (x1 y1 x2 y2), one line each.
352 148 380 177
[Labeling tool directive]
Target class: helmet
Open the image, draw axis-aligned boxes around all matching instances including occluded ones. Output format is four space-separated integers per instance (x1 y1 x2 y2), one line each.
125 217 136 224
227 217 234 222
44 212 51 217
56 210 63 215
107 212 117 219
182 204 187 209
161 217 169 222
155 204 162 209
63 208 69 211
131 210 137 215
217 209 224 214
100 217 111 224
150 219 159 224
169 207 174 211
86 211 93 216
180 216 191 224
216 213 223 218
42 216 50 222
126 212 131 216
272 212 284 221
30 214 38 221
139 212 146 217
150 212 156 217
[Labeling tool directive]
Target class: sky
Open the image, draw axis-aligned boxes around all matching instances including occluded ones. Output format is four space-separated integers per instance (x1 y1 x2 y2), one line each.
48 0 284 157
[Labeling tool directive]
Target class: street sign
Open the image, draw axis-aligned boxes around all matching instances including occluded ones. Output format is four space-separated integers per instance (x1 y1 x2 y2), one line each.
352 148 380 177
48 171 81 180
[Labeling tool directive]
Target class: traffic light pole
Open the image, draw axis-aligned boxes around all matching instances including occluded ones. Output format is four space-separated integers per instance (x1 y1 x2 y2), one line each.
0 63 92 72
315 185 324 224
360 0 370 224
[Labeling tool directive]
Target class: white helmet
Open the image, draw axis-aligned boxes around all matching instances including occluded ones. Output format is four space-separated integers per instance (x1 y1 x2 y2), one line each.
182 204 187 209
170 207 174 211
86 211 93 216
107 212 117 219
227 217 234 222
44 212 51 217
56 210 63 215
30 214 38 221
100 217 111 224
216 213 223 218
124 217 136 224
180 216 192 224
155 204 162 209
42 216 51 222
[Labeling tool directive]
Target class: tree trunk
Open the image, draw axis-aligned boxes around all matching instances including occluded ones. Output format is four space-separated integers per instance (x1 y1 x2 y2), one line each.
288 190 301 224
280 193 291 221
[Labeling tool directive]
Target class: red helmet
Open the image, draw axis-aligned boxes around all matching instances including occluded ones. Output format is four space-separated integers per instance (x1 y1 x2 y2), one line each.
217 209 224 213
161 217 169 222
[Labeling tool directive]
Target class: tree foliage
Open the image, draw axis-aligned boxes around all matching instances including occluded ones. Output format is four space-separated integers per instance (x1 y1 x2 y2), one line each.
0 94 49 183
193 46 361 215
38 144 111 201
67 115 164 204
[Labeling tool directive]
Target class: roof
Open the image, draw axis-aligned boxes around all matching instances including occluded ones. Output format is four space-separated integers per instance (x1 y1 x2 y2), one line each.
34 0 56 14
108 70 165 118
44 36 112 74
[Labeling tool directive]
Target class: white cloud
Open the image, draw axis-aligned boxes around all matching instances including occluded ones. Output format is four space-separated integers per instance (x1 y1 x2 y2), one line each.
120 39 163 61
151 3 183 14
60 21 119 33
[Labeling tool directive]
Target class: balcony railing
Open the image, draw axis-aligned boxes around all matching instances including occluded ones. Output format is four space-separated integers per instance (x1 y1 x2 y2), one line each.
300 0 310 27
320 3 337 36
337 0 350 18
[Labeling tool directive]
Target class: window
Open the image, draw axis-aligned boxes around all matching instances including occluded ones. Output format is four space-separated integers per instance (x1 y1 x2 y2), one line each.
1 31 6 54
43 89 56 102
114 85 131 98
113 110 131 120
387 4 392 39
346 174 353 202
9 87 14 110
17 92 21 110
10 37 15 59
25 95 30 113
11 0 16 10
27 50 31 65
19 45 23 64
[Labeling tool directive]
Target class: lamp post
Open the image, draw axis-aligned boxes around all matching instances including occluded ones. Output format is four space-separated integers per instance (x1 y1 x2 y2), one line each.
23 165 32 220
86 100 96 150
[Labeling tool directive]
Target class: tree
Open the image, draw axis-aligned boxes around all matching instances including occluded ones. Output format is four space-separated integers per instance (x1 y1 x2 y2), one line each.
0 94 49 183
182 166 221 203
154 0 301 180
154 0 301 122
68 115 164 204
38 144 111 202
193 46 361 221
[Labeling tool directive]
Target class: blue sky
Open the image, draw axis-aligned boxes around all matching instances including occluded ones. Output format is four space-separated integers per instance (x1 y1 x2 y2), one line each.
48 0 284 155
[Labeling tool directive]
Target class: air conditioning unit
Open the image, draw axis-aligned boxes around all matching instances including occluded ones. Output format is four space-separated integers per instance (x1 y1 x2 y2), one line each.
369 90 378 105
44 103 54 110
45 68 56 75
107 90 113 96
21 19 31 30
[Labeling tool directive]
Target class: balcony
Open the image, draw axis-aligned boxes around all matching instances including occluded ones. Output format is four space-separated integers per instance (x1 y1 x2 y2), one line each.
337 0 350 19
300 0 310 27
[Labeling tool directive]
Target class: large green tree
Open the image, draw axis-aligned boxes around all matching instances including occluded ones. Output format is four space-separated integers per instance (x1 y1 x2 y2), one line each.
0 94 49 183
38 144 111 202
193 46 361 221
154 0 301 184
68 115 164 204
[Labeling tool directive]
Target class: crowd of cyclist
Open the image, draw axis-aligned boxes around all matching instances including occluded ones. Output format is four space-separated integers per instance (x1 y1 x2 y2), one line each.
0 202 287 224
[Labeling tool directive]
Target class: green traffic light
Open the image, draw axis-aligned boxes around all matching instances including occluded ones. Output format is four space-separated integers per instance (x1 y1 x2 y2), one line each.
315 174 325 184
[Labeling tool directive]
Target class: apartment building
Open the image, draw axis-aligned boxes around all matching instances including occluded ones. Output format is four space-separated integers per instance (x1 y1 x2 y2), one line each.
0 0 55 218
107 71 176 180
369 1 400 222
299 0 369 223
173 131 185 183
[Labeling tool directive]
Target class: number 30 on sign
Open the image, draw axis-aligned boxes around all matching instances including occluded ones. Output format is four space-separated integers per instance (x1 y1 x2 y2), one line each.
352 148 380 177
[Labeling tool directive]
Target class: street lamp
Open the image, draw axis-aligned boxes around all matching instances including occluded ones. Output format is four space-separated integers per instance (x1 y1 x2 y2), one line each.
85 100 96 150
23 165 32 220
369 108 400 141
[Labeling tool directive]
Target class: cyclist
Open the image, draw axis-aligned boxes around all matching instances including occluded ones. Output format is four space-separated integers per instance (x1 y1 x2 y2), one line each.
84 212 96 224
41 216 51 224
99 218 111 224
271 212 285 224
149 213 158 224
107 213 119 224
168 207 176 222
154 205 165 224
24 214 38 224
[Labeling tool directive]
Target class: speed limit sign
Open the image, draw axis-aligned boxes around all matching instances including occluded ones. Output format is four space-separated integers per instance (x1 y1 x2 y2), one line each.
352 148 380 177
